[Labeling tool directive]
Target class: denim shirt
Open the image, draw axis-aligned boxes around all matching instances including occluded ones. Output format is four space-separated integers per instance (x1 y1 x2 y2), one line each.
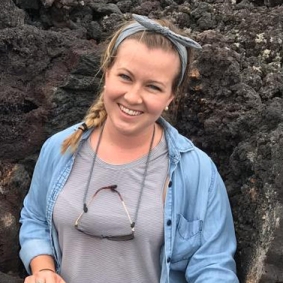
19 118 239 283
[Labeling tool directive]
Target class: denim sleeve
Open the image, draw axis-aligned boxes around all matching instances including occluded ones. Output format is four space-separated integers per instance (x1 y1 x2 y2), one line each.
185 164 239 283
19 141 54 274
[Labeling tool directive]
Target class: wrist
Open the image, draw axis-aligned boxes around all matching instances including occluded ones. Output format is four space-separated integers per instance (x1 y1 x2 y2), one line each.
30 254 56 275
38 268 56 273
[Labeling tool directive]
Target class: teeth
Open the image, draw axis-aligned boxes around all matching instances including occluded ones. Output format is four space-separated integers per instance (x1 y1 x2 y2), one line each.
120 105 142 116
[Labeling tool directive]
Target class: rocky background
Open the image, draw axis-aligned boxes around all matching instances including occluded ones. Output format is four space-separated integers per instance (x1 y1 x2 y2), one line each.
0 0 283 282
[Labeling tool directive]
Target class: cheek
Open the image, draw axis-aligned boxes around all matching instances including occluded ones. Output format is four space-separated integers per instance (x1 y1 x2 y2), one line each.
104 78 128 99
102 88 116 111
103 85 118 100
144 98 170 114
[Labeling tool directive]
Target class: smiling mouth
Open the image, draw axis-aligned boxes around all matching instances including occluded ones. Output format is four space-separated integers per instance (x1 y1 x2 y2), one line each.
119 104 143 116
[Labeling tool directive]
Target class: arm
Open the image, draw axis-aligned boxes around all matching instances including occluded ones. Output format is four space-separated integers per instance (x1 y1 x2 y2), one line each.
19 140 56 274
186 165 239 283
20 125 78 279
19 142 67 283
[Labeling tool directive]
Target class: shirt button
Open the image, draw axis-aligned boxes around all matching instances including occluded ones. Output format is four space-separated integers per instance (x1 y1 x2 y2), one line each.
167 257 171 263
167 219 172 226
168 181 172 187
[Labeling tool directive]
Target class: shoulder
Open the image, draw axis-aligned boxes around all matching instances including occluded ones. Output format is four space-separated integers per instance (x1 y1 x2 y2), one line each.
44 123 81 149
160 118 213 167
38 123 82 166
161 119 216 192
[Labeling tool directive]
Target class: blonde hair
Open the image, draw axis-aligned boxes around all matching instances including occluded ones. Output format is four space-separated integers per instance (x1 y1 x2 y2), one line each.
61 18 194 154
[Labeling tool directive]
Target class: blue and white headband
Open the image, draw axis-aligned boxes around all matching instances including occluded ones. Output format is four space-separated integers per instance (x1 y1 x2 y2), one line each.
113 14 202 86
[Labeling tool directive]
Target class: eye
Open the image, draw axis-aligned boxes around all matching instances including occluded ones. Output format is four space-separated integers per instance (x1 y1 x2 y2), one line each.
119 73 131 81
148 84 162 92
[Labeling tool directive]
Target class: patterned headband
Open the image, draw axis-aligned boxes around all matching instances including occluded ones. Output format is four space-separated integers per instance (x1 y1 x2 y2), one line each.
113 14 202 86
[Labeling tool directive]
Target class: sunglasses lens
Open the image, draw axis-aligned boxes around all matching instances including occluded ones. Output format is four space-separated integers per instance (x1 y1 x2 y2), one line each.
107 233 135 241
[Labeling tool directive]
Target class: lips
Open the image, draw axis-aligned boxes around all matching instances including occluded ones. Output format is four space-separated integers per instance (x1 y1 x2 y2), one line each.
119 104 143 116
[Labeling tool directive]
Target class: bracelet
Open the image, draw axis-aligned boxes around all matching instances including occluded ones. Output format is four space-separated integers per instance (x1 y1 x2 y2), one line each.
39 268 56 273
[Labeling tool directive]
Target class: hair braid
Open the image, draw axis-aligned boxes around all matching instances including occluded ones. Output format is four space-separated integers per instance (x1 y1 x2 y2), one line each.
61 94 107 154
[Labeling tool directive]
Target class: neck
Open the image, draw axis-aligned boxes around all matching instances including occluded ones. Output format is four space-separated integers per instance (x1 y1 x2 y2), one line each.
89 119 162 164
102 120 157 150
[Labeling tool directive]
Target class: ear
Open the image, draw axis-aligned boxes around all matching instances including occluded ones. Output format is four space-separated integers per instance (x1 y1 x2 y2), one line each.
168 93 175 105
105 68 110 78
104 68 111 85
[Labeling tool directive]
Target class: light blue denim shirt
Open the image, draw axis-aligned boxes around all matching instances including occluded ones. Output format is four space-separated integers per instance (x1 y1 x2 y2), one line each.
19 118 239 283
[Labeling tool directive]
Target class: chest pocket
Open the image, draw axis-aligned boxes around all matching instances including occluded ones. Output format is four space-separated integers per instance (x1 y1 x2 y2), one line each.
171 214 202 271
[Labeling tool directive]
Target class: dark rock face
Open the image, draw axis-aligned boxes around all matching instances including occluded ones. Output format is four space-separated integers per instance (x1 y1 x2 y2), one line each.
0 0 282 282
177 4 283 282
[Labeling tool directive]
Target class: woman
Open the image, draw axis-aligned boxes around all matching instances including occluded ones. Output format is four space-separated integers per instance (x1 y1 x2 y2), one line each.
19 14 239 283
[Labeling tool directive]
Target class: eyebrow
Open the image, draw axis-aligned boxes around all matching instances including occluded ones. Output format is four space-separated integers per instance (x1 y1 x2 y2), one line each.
116 67 167 87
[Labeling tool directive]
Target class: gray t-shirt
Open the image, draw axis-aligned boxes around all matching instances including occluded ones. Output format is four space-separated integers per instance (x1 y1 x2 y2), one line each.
53 134 169 283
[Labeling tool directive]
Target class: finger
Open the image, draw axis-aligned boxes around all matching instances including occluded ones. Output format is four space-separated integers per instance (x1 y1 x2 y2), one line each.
24 276 39 283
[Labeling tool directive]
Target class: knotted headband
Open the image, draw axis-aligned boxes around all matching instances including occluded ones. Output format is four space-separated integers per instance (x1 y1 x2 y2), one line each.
113 14 202 86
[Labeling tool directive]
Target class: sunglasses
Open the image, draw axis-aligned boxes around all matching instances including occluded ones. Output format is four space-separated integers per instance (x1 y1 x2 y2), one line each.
74 185 135 241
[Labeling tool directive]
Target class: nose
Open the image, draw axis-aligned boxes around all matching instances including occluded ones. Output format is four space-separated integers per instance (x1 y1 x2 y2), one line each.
124 84 143 105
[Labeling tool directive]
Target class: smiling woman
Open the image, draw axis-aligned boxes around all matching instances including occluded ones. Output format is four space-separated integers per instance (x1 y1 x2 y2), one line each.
103 39 178 141
19 14 239 283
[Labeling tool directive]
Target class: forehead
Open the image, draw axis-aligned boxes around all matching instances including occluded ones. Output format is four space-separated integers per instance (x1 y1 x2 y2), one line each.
113 39 180 74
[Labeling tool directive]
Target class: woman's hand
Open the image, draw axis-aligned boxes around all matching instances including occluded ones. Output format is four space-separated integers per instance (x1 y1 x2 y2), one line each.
24 270 66 283
25 255 64 283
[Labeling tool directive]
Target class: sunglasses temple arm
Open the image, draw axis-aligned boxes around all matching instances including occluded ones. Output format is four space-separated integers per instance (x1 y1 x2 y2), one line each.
121 200 135 231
